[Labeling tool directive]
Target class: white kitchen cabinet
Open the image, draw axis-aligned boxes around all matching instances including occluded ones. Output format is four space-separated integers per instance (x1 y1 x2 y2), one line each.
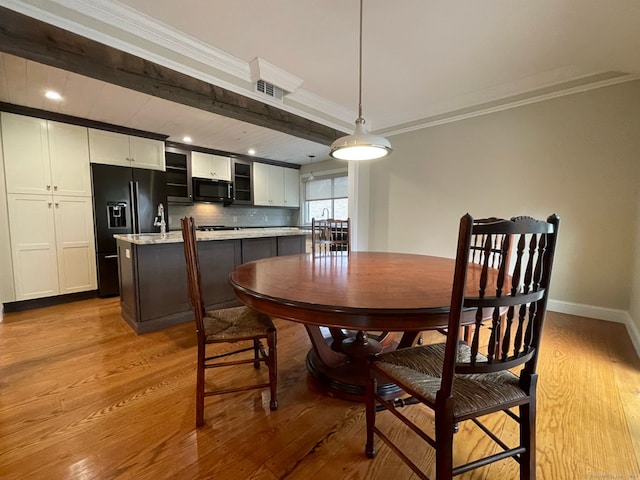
1 112 91 196
253 162 269 205
88 128 165 171
253 163 298 207
191 151 231 181
269 165 285 206
283 167 300 207
7 193 96 300
53 196 98 294
253 162 275 206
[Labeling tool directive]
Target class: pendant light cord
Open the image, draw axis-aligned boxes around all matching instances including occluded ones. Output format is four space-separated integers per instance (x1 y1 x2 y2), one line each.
358 0 364 121
328 0 392 160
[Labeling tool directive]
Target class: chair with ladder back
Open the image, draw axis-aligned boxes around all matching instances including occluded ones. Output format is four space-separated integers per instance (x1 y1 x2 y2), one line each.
312 216 398 354
365 213 560 479
311 217 350 256
181 216 278 427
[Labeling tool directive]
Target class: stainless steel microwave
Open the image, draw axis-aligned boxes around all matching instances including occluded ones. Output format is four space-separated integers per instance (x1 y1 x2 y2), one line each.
192 177 234 204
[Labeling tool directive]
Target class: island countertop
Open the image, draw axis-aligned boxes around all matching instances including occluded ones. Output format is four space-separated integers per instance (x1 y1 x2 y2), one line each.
114 227 307 333
114 227 308 245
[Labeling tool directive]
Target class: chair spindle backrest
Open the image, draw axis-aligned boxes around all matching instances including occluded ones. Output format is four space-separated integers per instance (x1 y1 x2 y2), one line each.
181 217 206 336
311 218 350 256
441 214 560 397
470 217 508 269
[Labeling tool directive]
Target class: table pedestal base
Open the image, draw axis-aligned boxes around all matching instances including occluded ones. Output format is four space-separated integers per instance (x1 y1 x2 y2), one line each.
305 350 402 402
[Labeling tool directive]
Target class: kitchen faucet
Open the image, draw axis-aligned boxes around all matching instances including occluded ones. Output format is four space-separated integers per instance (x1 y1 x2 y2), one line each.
154 203 166 237
321 208 330 219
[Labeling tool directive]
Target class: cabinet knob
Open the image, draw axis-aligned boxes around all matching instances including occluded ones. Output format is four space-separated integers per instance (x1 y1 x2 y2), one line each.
48 202 52 207
55 202 59 207
54 185 58 191
46 185 51 190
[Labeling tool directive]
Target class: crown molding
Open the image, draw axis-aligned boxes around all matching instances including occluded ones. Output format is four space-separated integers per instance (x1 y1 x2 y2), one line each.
383 73 640 137
286 89 354 129
1 0 353 130
5 0 250 79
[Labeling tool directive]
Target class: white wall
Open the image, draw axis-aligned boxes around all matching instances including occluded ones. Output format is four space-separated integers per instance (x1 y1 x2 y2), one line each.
363 80 640 327
0 121 16 310
629 182 640 351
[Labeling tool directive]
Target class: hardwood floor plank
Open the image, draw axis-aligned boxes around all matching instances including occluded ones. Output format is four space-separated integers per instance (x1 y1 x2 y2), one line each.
0 298 638 479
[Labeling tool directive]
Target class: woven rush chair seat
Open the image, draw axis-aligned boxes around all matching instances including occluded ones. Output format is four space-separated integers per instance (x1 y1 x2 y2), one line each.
202 306 274 340
373 343 525 418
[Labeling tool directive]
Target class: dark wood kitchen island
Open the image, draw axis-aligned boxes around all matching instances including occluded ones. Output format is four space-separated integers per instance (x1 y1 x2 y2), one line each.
114 228 306 333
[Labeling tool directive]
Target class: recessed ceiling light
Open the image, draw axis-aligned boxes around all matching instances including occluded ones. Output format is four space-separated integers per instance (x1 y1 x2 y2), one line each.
248 149 256 155
183 136 192 143
45 90 62 101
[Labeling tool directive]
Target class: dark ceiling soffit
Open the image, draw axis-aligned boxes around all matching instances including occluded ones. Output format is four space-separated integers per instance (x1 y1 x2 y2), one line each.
0 7 344 146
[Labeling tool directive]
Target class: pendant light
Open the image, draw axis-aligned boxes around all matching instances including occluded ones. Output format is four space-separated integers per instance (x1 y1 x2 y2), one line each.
308 155 316 181
329 0 392 161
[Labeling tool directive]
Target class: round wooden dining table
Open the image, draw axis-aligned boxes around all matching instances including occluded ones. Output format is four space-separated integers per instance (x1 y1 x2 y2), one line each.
229 251 477 401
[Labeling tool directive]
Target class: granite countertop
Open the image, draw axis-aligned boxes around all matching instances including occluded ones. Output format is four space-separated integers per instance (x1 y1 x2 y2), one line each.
114 227 308 245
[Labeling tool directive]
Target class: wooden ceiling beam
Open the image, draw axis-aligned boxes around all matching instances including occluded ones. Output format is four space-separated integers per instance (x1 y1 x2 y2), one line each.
0 6 344 146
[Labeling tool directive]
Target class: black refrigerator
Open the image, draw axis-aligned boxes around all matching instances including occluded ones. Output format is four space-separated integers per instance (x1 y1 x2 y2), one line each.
91 163 167 297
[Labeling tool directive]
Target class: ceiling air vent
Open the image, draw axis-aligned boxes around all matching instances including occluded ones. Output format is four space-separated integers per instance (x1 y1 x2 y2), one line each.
256 79 285 101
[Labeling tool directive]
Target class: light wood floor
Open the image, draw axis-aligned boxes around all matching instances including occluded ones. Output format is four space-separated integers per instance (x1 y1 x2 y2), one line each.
0 298 638 479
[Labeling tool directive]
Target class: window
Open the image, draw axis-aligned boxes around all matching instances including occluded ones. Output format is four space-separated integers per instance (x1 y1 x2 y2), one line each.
304 173 348 224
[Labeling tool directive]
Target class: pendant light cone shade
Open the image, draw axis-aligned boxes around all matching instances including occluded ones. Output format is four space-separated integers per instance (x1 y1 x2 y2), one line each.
330 118 392 160
329 0 392 161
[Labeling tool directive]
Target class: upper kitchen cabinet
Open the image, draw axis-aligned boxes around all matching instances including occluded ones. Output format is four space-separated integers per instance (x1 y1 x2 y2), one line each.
253 162 299 207
165 146 192 204
1 112 91 197
283 167 300 208
191 151 231 181
88 129 165 171
232 158 252 205
253 162 283 206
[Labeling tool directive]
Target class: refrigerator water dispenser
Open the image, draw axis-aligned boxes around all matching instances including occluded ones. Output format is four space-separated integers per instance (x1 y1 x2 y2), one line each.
107 202 128 229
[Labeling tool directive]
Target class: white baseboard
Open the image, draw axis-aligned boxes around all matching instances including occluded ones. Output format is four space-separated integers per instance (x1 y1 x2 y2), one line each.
548 299 640 357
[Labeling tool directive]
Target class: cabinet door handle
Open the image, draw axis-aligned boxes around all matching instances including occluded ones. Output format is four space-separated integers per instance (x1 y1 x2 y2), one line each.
48 202 52 207
46 185 51 190
54 185 58 191
55 202 59 207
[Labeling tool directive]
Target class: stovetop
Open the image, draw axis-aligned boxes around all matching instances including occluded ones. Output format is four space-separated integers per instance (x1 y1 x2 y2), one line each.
196 225 240 231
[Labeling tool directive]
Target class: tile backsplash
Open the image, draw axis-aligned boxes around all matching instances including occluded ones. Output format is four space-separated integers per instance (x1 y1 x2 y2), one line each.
167 202 299 230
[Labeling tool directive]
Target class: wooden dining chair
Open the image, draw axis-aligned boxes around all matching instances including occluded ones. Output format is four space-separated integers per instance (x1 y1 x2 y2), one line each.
181 217 278 427
311 217 397 353
311 217 350 256
365 213 560 479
